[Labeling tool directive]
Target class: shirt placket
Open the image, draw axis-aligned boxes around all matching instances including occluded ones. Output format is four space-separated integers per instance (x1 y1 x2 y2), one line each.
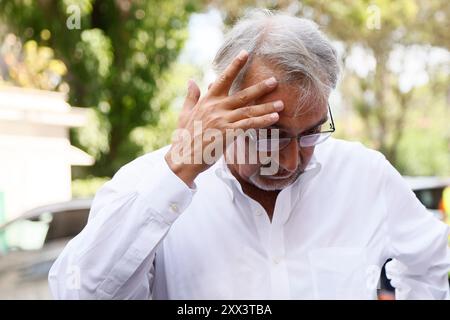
248 189 292 299
269 189 292 299
243 168 322 299
215 157 322 299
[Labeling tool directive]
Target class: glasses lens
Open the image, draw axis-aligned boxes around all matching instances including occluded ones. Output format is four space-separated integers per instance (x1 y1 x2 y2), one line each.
257 138 291 152
299 132 332 147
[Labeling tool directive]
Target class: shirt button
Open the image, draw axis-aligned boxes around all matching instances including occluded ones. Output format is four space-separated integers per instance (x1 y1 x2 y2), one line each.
272 257 282 264
255 210 263 216
169 203 179 213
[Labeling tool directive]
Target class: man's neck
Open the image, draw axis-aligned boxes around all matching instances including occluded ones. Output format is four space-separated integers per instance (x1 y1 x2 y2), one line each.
226 164 280 221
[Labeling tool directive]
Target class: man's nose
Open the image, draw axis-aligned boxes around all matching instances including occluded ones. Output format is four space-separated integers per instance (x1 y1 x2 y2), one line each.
277 139 300 172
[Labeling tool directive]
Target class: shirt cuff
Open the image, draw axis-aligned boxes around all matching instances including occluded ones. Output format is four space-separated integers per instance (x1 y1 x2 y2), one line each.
136 157 196 225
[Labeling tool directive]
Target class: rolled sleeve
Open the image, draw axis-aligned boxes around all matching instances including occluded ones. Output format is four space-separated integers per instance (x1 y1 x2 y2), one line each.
136 156 196 225
49 147 197 299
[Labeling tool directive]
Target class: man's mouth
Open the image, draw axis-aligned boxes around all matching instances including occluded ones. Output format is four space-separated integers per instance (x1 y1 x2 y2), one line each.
266 170 293 180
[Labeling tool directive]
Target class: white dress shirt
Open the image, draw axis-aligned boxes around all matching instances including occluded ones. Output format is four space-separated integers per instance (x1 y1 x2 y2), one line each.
48 138 450 299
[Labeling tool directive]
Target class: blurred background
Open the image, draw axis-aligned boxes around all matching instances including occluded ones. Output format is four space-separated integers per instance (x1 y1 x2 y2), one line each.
0 0 448 299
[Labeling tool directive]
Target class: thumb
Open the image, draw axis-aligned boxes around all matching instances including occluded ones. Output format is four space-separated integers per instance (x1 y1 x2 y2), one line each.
182 79 200 111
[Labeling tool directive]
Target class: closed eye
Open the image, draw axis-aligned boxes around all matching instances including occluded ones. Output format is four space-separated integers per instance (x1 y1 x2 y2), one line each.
303 126 321 135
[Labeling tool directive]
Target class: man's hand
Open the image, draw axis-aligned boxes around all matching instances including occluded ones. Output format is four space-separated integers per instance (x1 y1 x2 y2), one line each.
165 50 284 187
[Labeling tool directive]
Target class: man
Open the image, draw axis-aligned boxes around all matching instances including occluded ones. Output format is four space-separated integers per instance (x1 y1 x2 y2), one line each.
49 9 450 299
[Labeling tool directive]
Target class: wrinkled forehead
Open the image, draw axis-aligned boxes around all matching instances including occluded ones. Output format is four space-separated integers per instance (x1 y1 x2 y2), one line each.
258 83 326 119
240 80 326 136
240 59 327 120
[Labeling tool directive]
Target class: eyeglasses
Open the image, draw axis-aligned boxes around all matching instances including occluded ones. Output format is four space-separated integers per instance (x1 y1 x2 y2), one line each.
248 103 335 152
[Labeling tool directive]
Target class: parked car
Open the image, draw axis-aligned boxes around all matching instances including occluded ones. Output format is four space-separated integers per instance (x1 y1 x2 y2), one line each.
0 199 91 299
403 176 450 222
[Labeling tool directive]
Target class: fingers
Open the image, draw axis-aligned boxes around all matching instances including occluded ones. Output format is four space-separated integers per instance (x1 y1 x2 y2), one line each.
182 79 201 112
208 50 249 96
227 100 284 122
231 112 280 131
225 77 278 109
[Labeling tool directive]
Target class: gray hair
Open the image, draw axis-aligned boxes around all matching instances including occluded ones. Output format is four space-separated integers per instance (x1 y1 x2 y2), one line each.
212 9 339 116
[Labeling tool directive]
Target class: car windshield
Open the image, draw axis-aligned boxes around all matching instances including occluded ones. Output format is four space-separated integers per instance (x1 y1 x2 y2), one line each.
0 213 52 252
413 187 445 210
0 208 89 253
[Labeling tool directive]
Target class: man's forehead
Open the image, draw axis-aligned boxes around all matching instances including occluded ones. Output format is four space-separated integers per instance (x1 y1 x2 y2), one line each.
267 86 328 133
242 59 327 123
262 85 325 116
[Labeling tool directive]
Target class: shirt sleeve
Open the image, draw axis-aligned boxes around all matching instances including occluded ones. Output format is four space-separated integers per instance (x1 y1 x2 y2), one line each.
48 148 196 299
382 157 450 300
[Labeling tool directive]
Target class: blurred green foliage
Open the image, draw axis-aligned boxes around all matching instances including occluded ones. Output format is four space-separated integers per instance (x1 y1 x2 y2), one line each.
218 0 449 176
71 60 200 197
72 176 110 198
0 0 448 179
0 34 69 91
0 0 199 177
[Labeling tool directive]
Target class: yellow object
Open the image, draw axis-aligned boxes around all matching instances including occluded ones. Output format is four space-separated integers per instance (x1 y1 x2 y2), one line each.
442 186 450 224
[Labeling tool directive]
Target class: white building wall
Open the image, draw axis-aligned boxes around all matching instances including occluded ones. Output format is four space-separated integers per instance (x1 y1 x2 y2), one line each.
0 87 93 221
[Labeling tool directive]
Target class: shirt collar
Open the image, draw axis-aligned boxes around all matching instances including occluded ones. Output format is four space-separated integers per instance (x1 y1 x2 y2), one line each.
214 157 240 201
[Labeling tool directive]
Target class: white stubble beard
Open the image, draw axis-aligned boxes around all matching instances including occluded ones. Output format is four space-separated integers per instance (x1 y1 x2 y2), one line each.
248 163 303 191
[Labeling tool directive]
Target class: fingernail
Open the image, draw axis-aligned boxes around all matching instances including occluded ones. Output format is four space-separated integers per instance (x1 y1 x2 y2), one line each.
274 100 284 111
265 77 277 87
270 112 279 120
238 49 248 60
187 79 193 89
